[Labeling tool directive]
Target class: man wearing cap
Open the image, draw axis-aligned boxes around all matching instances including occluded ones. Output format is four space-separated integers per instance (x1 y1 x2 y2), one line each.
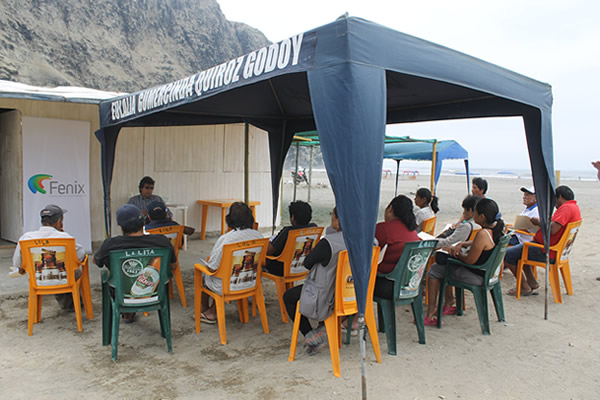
509 186 539 245
10 205 86 310
93 204 177 323
145 200 179 230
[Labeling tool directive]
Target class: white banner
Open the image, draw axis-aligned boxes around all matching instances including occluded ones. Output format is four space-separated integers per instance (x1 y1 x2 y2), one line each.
22 117 92 252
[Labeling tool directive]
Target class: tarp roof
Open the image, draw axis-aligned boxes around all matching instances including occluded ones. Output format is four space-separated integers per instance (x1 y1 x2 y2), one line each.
95 16 555 319
0 79 122 104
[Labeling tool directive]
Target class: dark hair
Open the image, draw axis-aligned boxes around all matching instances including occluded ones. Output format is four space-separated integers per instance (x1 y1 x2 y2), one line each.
289 201 312 225
555 185 574 201
472 177 488 194
225 202 255 230
121 217 145 234
474 198 504 243
138 176 155 191
416 187 439 213
332 206 341 230
388 195 417 231
41 215 62 227
461 195 482 212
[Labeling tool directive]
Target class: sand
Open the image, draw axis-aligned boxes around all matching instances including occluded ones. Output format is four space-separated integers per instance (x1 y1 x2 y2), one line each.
1 173 599 399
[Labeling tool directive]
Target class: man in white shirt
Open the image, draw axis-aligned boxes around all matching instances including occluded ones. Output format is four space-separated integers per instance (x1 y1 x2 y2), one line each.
509 186 539 245
10 205 86 310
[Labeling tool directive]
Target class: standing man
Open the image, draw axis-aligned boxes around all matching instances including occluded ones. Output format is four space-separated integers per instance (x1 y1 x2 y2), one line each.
10 205 86 310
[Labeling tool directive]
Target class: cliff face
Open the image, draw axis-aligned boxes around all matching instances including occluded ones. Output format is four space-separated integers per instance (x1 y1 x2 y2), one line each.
0 0 270 92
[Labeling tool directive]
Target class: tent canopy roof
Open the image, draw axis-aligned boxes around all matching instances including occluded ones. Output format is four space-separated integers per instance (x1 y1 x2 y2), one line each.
384 140 468 162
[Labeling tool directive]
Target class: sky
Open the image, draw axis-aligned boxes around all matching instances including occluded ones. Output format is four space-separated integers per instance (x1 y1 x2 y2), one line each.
217 0 600 173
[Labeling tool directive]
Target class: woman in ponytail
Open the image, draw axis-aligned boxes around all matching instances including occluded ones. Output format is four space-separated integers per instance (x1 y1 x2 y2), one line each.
425 198 504 325
414 187 439 232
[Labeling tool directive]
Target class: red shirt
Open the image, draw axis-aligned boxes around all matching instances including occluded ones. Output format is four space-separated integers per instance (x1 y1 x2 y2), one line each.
375 219 420 274
533 200 581 257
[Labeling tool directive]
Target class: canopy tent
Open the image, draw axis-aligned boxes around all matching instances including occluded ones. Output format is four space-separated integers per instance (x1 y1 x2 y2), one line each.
383 139 470 195
96 17 555 332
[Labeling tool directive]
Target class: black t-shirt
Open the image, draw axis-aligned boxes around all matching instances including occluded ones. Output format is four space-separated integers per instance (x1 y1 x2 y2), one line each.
94 234 177 269
270 223 317 256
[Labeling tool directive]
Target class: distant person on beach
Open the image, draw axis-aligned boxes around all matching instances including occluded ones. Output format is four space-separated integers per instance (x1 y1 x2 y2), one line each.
414 187 439 232
471 177 488 197
504 185 581 296
508 186 539 245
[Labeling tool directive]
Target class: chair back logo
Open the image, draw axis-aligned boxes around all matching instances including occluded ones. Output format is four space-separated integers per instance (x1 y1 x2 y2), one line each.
290 234 319 274
399 249 429 298
120 256 162 303
31 246 67 286
560 227 579 262
229 246 263 291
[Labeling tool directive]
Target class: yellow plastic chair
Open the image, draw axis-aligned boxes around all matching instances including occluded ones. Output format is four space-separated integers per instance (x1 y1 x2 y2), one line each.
19 238 93 336
421 216 437 235
194 238 270 344
515 220 582 303
288 246 382 378
262 227 324 322
147 225 187 307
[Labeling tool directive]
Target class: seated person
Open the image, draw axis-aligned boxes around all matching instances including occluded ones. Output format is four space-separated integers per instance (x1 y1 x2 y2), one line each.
504 185 581 296
426 198 505 326
414 188 439 232
373 195 420 299
283 207 345 355
145 200 179 230
264 200 317 276
93 204 177 323
435 195 482 248
508 186 539 245
128 176 171 223
199 202 263 323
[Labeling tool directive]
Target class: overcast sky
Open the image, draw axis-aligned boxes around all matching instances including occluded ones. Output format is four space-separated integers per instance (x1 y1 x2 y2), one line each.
217 0 599 173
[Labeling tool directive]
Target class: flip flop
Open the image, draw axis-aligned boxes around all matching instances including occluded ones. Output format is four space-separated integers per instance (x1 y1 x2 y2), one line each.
506 288 538 297
442 305 457 315
424 315 444 326
200 312 217 324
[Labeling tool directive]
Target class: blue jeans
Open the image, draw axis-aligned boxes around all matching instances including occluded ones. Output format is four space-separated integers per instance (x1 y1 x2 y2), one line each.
504 243 547 266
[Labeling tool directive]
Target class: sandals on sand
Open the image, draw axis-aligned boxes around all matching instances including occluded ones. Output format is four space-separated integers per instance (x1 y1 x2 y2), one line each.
200 312 217 324
442 305 457 315
122 313 136 324
506 288 538 297
424 315 444 327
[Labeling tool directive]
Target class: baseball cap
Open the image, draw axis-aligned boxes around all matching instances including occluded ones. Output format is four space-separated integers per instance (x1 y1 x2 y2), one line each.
148 200 167 220
520 186 535 195
116 204 143 227
40 205 67 218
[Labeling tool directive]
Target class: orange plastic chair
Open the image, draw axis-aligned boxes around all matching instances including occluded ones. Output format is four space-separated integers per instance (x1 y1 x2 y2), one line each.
147 225 187 308
421 216 437 235
262 227 324 322
515 220 582 303
288 246 382 378
19 238 93 335
194 238 270 344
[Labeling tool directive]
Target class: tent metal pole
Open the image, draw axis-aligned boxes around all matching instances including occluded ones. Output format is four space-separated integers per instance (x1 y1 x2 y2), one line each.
308 145 313 202
395 160 400 196
293 142 299 201
465 159 471 194
359 315 367 400
244 123 250 204
430 140 438 195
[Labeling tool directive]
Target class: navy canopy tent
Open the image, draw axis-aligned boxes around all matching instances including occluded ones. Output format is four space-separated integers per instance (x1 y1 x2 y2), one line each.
384 139 470 194
95 17 555 324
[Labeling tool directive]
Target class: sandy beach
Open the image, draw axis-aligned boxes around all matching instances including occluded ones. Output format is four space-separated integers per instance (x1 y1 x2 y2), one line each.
1 172 599 399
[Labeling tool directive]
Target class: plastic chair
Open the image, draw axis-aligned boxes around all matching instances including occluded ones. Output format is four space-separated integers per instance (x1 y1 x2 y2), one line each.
19 238 93 336
421 216 437 235
101 247 173 361
437 234 511 335
194 238 270 344
374 240 437 355
146 225 187 308
288 247 382 377
515 220 582 303
262 227 324 322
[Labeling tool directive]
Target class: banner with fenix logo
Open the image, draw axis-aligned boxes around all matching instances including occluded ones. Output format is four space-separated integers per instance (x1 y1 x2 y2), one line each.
22 117 92 252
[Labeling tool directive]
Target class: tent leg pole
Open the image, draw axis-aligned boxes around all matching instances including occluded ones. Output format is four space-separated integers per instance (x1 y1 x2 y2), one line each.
308 146 313 203
244 123 250 204
293 142 299 201
359 315 367 399
395 160 400 196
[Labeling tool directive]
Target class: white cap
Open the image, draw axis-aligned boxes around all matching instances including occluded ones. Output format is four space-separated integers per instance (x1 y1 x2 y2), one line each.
520 186 535 195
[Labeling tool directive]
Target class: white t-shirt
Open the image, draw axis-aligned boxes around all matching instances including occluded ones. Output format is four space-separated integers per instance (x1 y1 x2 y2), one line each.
13 226 86 268
415 206 435 232
517 204 539 244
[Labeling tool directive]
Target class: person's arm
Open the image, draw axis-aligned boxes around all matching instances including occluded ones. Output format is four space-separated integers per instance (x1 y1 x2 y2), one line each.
531 217 562 235
75 242 86 262
303 240 332 270
267 228 287 256
592 160 600 180
447 229 489 264
436 222 470 248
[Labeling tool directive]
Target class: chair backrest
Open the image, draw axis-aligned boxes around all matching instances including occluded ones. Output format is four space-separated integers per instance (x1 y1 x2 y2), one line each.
108 247 172 306
388 240 438 300
421 216 437 235
334 246 381 316
216 238 269 294
468 228 481 241
19 238 80 290
280 227 324 276
554 220 582 262
485 234 511 286
146 225 184 256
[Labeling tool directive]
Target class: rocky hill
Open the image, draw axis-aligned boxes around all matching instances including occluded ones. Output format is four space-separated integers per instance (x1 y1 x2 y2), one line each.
0 0 269 92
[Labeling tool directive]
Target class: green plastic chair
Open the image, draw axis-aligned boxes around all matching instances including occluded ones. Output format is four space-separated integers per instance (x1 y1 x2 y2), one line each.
436 234 511 335
101 247 172 361
374 240 437 355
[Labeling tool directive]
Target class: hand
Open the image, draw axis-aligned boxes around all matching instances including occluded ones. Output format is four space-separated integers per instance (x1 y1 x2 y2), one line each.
530 217 540 226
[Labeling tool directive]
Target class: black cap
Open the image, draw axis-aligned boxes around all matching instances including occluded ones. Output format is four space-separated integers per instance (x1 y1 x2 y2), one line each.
148 200 167 220
116 204 143 227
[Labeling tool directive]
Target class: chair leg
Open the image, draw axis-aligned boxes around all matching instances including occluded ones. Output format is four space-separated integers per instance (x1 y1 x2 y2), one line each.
72 286 83 332
172 262 187 308
344 314 353 345
36 294 43 323
215 297 227 345
275 280 289 323
194 270 202 333
379 299 397 356
255 287 270 335
111 306 121 361
471 287 491 335
549 264 563 303
160 300 173 353
28 292 36 336
411 295 426 344
324 314 341 377
81 271 94 319
376 302 385 333
364 305 382 363
490 284 505 322
251 295 257 317
560 261 574 295
455 287 465 316
288 305 302 361
515 260 525 300
102 283 112 346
